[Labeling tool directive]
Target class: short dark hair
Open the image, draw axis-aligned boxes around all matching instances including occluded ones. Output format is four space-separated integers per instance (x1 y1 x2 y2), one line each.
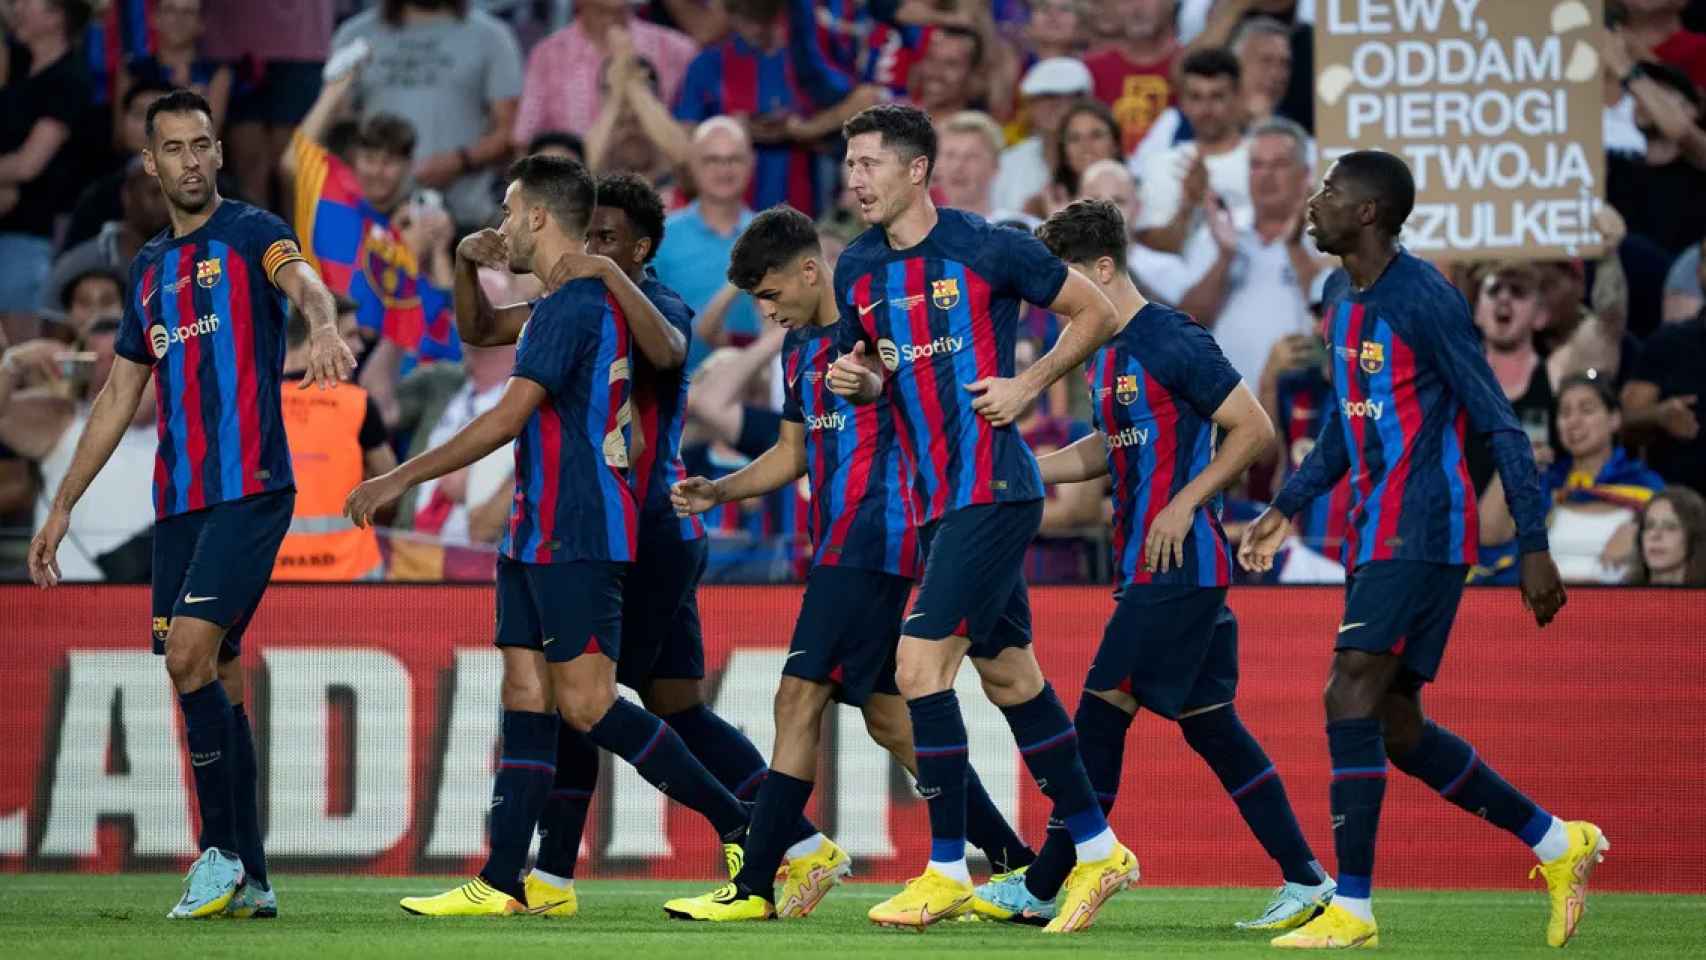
356 112 417 159
382 0 468 23
843 103 938 178
506 154 596 234
144 89 215 143
1181 46 1242 85
1639 60 1702 110
1555 372 1619 414
1334 149 1415 236
933 24 984 68
1036 199 1128 265
594 172 666 263
526 130 587 161
728 205 822 291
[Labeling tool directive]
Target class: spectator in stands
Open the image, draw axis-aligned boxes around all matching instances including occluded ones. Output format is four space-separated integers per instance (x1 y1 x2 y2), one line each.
513 0 697 146
46 268 123 343
1661 235 1705 323
1627 486 1706 586
1623 291 1706 493
1133 48 1251 254
1071 158 1173 288
1468 263 1558 493
1141 116 1320 384
49 157 171 323
1083 0 1181 154
63 81 181 251
1619 0 1706 91
1481 374 1665 584
654 118 762 361
937 110 1029 225
684 320 787 462
911 23 982 119
331 0 524 229
1603 60 1706 257
1531 247 1639 388
1023 0 1087 62
1181 0 1316 130
112 0 230 142
204 0 335 208
586 53 680 187
992 57 1093 215
1023 98 1121 220
0 0 92 344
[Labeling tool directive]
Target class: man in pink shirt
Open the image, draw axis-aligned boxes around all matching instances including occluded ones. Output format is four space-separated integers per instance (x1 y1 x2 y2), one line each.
513 0 699 144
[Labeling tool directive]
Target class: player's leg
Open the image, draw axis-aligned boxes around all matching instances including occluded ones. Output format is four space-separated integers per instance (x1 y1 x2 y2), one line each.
217 651 277 919
161 614 247 918
527 724 596 916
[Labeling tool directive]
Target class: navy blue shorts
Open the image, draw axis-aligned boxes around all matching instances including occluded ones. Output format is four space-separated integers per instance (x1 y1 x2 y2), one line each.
151 489 294 659
1337 560 1469 683
786 565 910 706
1084 585 1237 719
905 500 1041 658
616 535 708 688
495 558 626 663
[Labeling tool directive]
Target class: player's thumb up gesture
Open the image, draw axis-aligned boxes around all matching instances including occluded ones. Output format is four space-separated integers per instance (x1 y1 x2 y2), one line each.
829 341 882 401
1236 507 1289 573
671 476 721 517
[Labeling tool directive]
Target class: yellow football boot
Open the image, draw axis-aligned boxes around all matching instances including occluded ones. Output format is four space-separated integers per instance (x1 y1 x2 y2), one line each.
724 842 745 879
776 837 853 919
1530 820 1609 948
1043 843 1139 933
399 877 523 917
867 867 974 929
1271 903 1379 949
664 882 777 922
523 873 578 918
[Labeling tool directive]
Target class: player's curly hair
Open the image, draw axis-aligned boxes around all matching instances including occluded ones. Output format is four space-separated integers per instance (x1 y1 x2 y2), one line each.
594 173 666 264
727 205 821 292
843 103 938 179
506 154 596 236
1037 199 1127 266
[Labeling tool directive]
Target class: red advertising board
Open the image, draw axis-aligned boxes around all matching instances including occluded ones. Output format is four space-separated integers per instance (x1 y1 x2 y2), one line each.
1 585 1700 891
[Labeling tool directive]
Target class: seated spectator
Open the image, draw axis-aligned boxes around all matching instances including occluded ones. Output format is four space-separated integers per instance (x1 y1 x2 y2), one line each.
50 157 172 316
0 296 155 583
1628 485 1706 586
1022 98 1121 220
0 0 92 344
1622 294 1706 492
654 119 763 361
1604 61 1706 257
1083 0 1182 153
112 0 230 143
331 0 524 229
1132 48 1251 254
992 56 1093 214
1467 263 1557 492
1480 374 1665 584
937 110 1030 225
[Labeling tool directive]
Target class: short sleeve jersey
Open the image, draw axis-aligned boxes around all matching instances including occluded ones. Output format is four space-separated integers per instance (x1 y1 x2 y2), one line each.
502 278 639 565
1087 304 1240 588
782 322 920 578
834 209 1067 524
117 200 306 518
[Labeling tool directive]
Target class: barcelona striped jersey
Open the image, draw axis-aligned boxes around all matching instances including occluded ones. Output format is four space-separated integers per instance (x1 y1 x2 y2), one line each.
501 278 638 565
782 323 920 579
1274 367 1353 558
630 276 705 543
1273 251 1551 569
117 200 304 519
1088 304 1240 588
835 209 1066 524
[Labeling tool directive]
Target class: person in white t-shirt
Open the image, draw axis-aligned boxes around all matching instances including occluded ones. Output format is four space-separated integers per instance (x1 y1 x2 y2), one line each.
937 110 1034 226
1140 116 1326 383
993 57 1093 215
1132 47 1251 253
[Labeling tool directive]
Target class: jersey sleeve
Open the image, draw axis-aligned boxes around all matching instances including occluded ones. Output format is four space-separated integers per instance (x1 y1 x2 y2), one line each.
786 0 856 110
781 335 806 423
833 258 875 354
115 256 156 366
1165 315 1242 419
246 208 308 288
989 223 1069 310
511 295 585 397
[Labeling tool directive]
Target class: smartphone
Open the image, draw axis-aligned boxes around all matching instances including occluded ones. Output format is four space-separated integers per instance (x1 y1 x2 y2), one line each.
58 351 97 380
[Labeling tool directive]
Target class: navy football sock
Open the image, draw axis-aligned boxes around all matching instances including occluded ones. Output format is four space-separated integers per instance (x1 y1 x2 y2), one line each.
229 703 268 888
665 704 819 846
1001 685 1107 845
479 710 558 900
1023 694 1129 900
1327 718 1388 901
1390 721 1545 841
732 770 816 900
965 766 1034 874
1181 705 1322 886
908 690 970 865
588 698 748 840
180 680 238 854
535 719 599 880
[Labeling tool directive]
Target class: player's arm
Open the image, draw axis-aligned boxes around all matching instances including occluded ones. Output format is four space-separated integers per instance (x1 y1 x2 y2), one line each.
452 229 531 347
346 376 543 527
968 265 1120 428
1148 382 1272 573
1240 404 1349 573
1036 431 1110 485
27 357 152 586
274 260 357 389
543 253 686 370
673 420 809 516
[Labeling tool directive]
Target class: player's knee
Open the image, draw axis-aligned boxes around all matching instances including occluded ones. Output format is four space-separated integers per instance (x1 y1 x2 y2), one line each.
772 679 822 730
555 679 617 733
163 646 215 691
641 679 704 717
1178 703 1234 754
1377 698 1424 758
894 653 950 699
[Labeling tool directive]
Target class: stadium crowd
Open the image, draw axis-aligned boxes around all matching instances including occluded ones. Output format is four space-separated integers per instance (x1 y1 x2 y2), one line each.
0 0 1703 588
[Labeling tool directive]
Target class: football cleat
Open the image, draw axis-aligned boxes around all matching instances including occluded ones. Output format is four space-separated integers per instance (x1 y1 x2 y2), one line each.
776 837 852 919
1044 843 1139 933
1235 879 1335 931
399 877 523 917
970 866 1056 926
223 878 277 919
1270 903 1379 949
724 842 745 880
1530 820 1609 948
664 882 776 922
523 873 578 918
867 867 974 929
167 849 244 919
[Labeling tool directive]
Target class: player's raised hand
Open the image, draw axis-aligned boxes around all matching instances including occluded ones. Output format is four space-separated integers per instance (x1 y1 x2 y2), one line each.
457 228 509 269
1236 507 1289 573
964 376 1033 428
1144 498 1193 574
302 323 356 390
828 341 883 400
1518 551 1568 628
671 476 720 517
26 507 69 588
345 472 408 529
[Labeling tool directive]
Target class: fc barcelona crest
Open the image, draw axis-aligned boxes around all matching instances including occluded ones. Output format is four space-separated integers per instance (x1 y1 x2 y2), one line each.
1359 340 1385 375
195 258 222 289
931 277 961 310
1115 374 1139 405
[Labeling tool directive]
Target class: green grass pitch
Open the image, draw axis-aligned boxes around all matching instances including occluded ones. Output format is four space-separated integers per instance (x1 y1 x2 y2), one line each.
0 875 1700 958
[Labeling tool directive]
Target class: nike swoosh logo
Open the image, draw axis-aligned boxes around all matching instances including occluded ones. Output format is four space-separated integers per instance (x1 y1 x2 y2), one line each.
786 650 805 660
184 594 217 605
191 757 217 767
857 299 885 317
1337 622 1367 634
142 285 159 308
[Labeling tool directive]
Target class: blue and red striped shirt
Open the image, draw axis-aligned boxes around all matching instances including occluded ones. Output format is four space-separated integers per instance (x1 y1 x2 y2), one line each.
630 276 705 544
1274 366 1352 558
117 200 303 519
1088 304 1240 588
835 209 1066 524
501 278 639 565
782 323 920 578
1273 252 1550 569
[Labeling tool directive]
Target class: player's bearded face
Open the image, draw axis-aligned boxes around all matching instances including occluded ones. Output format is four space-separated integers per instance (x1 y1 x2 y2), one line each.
146 111 222 214
844 133 918 226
